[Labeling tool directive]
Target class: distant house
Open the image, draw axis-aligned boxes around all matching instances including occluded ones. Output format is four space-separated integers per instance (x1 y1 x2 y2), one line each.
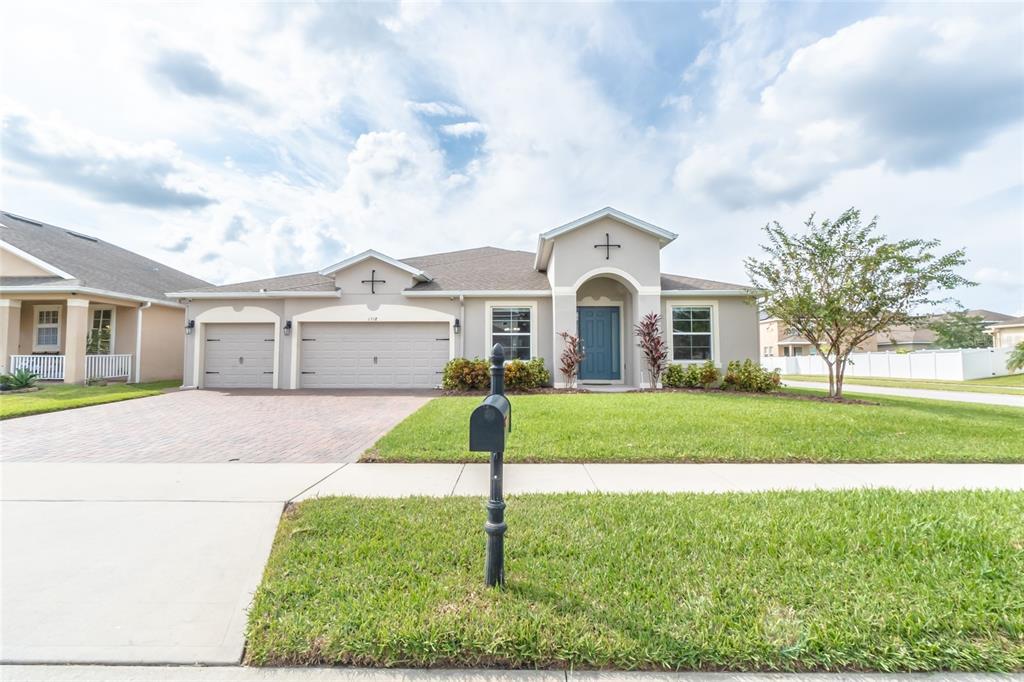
759 309 1014 356
989 316 1024 348
0 212 209 383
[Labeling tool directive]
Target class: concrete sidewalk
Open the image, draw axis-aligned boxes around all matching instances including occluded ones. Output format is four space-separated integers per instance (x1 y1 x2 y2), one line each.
785 380 1024 407
3 462 1021 668
4 463 1021 503
0 665 1015 681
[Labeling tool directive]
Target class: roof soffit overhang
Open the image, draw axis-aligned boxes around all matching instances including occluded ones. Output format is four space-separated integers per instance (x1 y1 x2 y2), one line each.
533 207 679 271
317 249 432 282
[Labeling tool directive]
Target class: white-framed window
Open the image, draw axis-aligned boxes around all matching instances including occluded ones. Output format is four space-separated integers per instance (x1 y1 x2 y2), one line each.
485 302 536 361
88 306 116 354
670 305 713 361
33 305 61 351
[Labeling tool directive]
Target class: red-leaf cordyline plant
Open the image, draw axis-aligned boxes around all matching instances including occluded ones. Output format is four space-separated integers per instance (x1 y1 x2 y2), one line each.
558 331 585 389
634 312 668 390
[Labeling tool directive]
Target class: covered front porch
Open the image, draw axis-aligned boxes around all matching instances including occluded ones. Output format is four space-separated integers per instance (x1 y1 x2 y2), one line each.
1 297 141 383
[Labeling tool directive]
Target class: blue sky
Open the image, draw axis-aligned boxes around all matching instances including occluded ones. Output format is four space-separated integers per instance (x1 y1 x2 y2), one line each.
1 2 1021 313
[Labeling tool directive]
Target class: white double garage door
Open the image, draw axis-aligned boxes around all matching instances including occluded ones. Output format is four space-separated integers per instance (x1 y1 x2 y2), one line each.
203 322 450 389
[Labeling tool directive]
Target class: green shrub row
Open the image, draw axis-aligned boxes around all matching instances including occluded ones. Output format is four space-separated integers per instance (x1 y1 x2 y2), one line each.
442 357 551 391
663 359 780 393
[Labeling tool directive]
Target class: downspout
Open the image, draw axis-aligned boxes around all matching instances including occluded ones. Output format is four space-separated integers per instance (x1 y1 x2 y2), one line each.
134 302 151 383
459 294 465 357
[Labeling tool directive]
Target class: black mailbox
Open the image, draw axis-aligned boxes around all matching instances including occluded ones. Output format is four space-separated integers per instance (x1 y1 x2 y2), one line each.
469 393 511 453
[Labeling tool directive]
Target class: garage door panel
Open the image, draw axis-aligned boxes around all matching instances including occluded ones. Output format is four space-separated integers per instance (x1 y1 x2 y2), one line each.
204 323 275 389
300 322 449 389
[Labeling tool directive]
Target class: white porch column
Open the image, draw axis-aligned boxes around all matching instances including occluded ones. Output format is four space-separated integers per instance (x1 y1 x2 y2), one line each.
550 292 577 388
0 299 22 372
64 298 90 384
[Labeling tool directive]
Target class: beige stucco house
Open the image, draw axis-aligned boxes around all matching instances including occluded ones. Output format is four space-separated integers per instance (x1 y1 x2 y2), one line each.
170 208 759 389
989 316 1024 348
0 212 209 383
760 309 1014 356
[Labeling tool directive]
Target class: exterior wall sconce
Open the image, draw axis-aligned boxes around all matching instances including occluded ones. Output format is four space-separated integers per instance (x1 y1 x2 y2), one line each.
454 318 461 334
185 319 195 335
284 320 293 336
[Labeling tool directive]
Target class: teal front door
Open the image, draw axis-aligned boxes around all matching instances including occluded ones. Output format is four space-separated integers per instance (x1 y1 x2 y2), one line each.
578 306 621 381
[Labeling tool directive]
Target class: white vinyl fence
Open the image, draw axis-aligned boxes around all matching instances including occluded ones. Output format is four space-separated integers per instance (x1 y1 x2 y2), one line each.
762 347 1017 382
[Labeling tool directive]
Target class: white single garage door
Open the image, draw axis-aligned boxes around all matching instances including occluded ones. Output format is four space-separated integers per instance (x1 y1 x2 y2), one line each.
203 323 275 389
300 322 449 389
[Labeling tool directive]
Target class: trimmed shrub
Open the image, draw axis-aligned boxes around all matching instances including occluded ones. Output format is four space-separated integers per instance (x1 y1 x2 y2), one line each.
695 360 720 389
723 359 781 393
662 363 686 388
504 358 551 390
443 357 552 391
441 357 489 391
663 361 719 389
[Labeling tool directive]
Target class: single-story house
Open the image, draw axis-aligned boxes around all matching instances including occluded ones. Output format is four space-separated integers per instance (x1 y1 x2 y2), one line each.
989 316 1024 348
760 308 1014 356
0 211 210 383
169 208 759 390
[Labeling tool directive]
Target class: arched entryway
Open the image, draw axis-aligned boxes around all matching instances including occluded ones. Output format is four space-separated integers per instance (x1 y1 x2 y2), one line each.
573 271 639 385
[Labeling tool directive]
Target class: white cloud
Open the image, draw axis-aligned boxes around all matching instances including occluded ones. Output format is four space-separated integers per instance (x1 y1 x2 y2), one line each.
440 121 486 137
407 101 466 117
0 2 1019 314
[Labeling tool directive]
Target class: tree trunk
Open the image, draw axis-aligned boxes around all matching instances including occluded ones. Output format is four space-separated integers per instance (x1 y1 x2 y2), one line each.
825 358 836 398
835 353 850 399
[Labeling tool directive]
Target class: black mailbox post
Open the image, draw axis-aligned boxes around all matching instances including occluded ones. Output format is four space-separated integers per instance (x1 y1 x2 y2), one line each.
469 343 512 587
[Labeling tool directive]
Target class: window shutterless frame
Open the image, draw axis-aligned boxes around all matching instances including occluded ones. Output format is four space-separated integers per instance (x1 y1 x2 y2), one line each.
32 304 61 352
484 301 537 362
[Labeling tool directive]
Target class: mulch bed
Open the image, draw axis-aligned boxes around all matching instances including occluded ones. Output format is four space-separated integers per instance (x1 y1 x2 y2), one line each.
0 386 41 394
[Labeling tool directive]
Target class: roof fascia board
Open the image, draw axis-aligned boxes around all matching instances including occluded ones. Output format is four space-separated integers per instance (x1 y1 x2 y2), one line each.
166 290 342 300
318 249 431 281
403 290 552 298
540 207 678 244
0 285 183 308
661 289 759 297
0 240 75 279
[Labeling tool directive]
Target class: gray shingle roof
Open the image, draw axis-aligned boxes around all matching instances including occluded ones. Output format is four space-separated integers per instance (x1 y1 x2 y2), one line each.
187 271 336 293
403 247 550 291
660 273 750 291
0 211 209 302
182 245 752 296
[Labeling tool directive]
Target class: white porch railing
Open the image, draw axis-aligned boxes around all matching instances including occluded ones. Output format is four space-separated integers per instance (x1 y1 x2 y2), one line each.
7 354 133 381
86 354 132 379
8 354 65 380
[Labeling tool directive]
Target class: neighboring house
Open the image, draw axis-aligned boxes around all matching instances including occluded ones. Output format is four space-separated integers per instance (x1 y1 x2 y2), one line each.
759 309 1014 356
989 316 1024 348
168 207 759 390
0 212 210 383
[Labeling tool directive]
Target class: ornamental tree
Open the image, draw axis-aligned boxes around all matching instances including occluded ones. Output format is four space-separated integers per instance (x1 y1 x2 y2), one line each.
634 312 669 390
929 310 993 349
745 208 972 399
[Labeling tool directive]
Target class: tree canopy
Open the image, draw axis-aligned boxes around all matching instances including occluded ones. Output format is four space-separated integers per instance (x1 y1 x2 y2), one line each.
745 208 973 397
928 311 993 349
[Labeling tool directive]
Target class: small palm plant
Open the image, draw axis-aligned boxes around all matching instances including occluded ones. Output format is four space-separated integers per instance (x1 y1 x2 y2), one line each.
1 368 40 390
1007 341 1024 373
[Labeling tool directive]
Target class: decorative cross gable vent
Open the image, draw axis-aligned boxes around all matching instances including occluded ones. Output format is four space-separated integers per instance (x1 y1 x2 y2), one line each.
594 232 621 260
361 269 387 294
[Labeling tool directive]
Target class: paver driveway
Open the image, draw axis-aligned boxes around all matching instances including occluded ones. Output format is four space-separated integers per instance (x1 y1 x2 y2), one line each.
0 389 432 463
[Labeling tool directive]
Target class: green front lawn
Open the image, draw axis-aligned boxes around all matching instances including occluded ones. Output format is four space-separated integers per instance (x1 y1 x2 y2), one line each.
246 490 1024 671
784 374 1024 394
367 392 1024 463
0 380 179 419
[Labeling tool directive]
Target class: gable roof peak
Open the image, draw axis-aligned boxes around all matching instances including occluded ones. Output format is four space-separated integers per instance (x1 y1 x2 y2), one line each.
534 207 678 270
318 248 432 281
